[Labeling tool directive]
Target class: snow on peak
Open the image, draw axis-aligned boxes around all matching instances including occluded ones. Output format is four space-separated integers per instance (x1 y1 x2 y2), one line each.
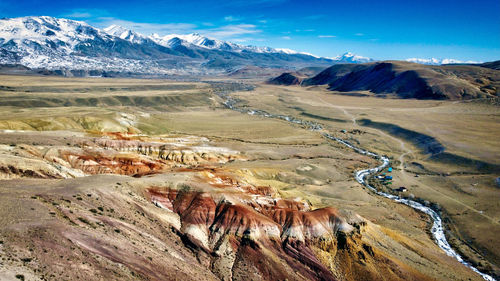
151 32 241 51
103 24 127 35
331 52 373 63
275 48 320 58
144 31 315 56
103 24 147 44
150 32 303 55
1 16 325 60
275 48 300 54
0 16 112 57
0 16 333 73
0 16 102 40
405 57 481 65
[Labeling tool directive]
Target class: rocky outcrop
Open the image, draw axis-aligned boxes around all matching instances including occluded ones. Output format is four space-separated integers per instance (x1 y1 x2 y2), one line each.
143 177 426 281
0 131 456 281
0 133 242 178
146 186 351 280
89 135 241 167
146 185 355 244
0 154 71 179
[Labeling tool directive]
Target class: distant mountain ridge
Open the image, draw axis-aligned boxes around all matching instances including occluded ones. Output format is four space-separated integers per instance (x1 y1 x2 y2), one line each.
330 52 373 63
0 16 486 77
480 60 500 70
268 61 500 100
0 16 345 76
405 57 481 65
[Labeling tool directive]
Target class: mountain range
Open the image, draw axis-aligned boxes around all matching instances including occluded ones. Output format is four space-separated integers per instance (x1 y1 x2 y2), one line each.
0 16 371 76
405 58 481 65
0 16 489 77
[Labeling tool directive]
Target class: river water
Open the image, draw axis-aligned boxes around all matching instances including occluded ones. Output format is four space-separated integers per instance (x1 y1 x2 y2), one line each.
215 87 496 281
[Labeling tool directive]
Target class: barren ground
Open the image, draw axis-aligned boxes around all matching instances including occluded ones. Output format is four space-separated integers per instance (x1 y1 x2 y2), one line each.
0 75 497 280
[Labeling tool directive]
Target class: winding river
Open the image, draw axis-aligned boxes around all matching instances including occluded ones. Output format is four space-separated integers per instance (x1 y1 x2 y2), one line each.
215 86 496 281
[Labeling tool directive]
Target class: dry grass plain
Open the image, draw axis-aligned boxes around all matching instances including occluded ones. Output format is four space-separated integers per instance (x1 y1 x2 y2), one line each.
231 83 500 275
0 74 496 280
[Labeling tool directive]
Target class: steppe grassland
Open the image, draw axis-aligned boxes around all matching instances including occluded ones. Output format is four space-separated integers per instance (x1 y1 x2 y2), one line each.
0 74 494 279
231 83 500 272
0 74 438 238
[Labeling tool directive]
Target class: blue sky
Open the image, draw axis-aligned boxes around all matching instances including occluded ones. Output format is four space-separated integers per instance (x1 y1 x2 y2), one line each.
1 0 499 61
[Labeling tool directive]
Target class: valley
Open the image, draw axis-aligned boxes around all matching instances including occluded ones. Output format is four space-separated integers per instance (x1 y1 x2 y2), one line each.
229 84 500 277
0 74 498 280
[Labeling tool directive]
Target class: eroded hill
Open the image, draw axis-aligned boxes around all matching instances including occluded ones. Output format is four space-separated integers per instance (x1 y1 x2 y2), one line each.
0 75 494 281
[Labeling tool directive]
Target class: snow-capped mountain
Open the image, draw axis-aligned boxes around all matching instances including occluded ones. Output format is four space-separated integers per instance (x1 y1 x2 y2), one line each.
103 24 148 44
0 16 368 76
0 16 111 51
110 26 366 61
150 32 236 51
153 33 239 50
405 57 481 65
0 16 180 73
330 52 374 63
274 48 320 57
1 16 479 77
0 15 112 65
119 29 301 55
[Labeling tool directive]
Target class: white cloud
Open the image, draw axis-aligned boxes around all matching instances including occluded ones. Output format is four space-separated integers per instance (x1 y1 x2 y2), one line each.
94 17 197 35
355 33 364 36
224 15 243 22
231 37 254 42
61 9 110 19
61 10 198 36
204 24 261 38
65 12 92 18
318 35 336 38
59 12 262 40
281 36 291 40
